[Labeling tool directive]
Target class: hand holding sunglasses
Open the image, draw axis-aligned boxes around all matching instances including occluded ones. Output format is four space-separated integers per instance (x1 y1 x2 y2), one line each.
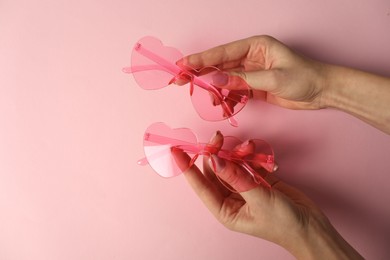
137 122 277 192
123 36 251 127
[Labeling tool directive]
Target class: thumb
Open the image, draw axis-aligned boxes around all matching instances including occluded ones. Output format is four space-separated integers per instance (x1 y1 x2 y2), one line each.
213 70 278 93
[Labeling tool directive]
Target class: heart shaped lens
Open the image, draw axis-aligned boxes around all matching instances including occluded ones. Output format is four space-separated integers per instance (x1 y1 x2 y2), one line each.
143 122 198 178
131 36 183 90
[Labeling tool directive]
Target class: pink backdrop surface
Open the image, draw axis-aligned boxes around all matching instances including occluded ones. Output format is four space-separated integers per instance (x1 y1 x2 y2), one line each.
1 0 390 259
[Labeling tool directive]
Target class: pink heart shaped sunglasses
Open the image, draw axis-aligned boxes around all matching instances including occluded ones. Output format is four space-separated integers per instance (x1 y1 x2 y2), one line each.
137 122 277 191
123 36 251 127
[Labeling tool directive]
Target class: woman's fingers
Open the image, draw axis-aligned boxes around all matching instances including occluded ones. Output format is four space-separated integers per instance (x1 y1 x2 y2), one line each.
171 148 225 218
211 155 260 193
177 38 253 69
232 140 256 157
203 131 231 195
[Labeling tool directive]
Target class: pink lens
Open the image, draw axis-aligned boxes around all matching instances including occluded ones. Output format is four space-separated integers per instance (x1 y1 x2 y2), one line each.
190 70 250 121
131 36 183 90
143 122 198 178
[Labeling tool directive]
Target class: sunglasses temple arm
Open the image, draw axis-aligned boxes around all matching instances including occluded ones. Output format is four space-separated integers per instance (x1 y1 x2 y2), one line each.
227 112 238 127
135 43 217 92
135 43 182 75
144 132 201 149
137 157 149 166
122 64 172 74
134 44 225 98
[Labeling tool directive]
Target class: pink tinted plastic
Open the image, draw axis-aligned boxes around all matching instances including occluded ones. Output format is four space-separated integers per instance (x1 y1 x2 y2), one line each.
127 36 183 90
190 71 249 124
142 122 198 178
139 122 276 190
122 36 250 126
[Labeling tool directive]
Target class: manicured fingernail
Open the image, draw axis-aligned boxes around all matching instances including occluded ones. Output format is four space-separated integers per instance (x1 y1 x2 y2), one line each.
212 72 229 86
170 146 182 153
240 140 250 148
175 58 184 66
176 57 191 68
209 130 221 143
209 155 226 172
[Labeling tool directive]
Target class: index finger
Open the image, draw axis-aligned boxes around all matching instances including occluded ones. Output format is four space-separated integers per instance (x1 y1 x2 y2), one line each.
171 148 225 218
177 38 252 69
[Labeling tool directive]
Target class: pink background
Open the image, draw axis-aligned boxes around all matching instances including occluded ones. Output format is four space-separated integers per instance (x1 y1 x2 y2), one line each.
1 0 390 259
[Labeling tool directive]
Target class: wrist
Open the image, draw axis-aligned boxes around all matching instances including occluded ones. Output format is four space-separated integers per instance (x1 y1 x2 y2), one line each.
319 64 390 134
319 64 347 110
286 215 363 260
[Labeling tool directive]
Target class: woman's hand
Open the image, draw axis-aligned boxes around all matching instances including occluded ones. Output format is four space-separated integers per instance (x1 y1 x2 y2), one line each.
178 35 328 110
172 131 364 259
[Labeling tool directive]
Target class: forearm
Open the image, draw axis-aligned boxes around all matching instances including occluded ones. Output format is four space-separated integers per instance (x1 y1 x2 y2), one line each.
321 65 390 134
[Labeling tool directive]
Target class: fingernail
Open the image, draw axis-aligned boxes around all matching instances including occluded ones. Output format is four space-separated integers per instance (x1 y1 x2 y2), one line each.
175 58 184 66
209 130 221 143
176 57 190 68
240 140 250 148
212 72 229 86
209 155 226 172
170 146 182 154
